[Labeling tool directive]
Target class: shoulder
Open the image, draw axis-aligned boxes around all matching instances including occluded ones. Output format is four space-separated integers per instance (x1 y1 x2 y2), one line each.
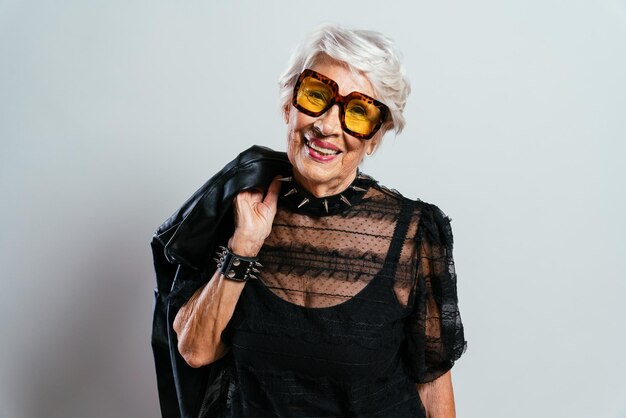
237 144 288 161
365 174 453 245
366 174 448 216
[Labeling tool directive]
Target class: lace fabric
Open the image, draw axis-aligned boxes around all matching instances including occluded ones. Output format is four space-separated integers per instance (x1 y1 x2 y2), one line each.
216 177 467 416
261 192 414 307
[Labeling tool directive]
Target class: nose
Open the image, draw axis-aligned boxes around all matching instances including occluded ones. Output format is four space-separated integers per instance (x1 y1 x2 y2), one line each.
314 104 342 136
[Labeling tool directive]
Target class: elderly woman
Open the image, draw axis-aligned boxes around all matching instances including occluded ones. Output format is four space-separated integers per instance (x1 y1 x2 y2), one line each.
154 24 466 417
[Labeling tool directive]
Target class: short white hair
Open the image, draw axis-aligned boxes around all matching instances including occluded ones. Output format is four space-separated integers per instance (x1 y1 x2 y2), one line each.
279 24 411 137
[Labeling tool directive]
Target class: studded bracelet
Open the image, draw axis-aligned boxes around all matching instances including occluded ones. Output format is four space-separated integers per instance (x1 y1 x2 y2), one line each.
214 246 262 282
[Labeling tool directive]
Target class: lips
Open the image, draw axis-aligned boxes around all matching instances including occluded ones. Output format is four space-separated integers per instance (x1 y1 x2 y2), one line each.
305 137 342 161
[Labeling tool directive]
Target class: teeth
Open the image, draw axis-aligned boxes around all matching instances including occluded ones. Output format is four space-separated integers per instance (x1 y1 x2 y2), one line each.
306 139 339 156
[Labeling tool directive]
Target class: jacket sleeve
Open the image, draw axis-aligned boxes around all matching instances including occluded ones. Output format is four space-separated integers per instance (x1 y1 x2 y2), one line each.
150 145 292 417
403 202 467 383
151 238 184 418
151 235 231 418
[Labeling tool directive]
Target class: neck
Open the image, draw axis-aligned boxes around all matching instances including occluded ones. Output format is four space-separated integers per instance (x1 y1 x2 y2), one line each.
292 171 358 198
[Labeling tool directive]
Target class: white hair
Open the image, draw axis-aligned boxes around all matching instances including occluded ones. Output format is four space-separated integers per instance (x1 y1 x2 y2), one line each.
279 24 411 137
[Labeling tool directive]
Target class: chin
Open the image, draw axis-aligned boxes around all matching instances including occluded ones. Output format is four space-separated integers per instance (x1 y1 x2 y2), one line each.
296 160 332 183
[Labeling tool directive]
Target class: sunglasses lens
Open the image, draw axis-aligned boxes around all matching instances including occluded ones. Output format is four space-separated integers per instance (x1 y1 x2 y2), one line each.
344 97 382 136
296 76 333 114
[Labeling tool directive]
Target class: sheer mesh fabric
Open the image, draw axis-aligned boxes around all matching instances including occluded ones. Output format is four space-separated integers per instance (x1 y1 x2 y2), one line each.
403 198 467 383
216 180 466 417
259 186 418 310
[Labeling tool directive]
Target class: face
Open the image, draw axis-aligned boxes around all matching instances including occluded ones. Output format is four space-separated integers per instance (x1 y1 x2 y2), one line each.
284 61 381 197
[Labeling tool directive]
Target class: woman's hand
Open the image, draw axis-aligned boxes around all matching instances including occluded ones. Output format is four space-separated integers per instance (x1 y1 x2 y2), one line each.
230 176 282 257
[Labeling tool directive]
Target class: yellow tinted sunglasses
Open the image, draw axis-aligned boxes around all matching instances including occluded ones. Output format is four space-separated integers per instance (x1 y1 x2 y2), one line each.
292 69 389 140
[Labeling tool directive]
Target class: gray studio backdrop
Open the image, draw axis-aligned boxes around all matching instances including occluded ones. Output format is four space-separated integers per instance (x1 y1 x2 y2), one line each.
1 1 625 417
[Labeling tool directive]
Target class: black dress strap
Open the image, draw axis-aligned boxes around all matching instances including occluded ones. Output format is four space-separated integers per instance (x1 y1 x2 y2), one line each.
380 197 415 281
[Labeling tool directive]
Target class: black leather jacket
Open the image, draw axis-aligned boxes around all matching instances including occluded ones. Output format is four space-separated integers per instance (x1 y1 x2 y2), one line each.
150 145 292 417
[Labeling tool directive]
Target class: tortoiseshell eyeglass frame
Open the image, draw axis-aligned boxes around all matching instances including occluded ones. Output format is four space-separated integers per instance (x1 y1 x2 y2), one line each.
292 69 389 140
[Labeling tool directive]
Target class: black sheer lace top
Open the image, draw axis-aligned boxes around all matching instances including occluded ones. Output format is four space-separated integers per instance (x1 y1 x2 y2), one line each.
219 172 466 417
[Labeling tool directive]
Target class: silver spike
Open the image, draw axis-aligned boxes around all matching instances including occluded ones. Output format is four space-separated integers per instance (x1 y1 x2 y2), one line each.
350 185 368 192
254 261 263 268
218 246 228 252
284 188 298 197
251 267 260 273
322 199 329 213
339 194 351 206
277 176 293 182
213 258 220 264
297 197 310 208
357 173 369 180
248 274 258 280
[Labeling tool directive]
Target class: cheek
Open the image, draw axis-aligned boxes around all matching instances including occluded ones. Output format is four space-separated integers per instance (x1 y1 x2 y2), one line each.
286 111 315 149
286 113 301 140
285 113 297 144
286 130 296 162
345 140 368 161
286 125 304 166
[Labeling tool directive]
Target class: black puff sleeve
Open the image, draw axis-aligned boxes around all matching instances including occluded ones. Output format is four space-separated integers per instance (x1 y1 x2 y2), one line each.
403 202 467 383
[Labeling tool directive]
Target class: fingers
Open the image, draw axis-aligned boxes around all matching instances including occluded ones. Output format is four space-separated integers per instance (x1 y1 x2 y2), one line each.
234 190 262 211
239 188 263 201
231 176 285 250
262 176 283 209
233 175 284 221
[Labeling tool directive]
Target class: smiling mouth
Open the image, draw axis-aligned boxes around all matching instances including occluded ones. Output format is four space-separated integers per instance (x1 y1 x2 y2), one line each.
305 138 341 156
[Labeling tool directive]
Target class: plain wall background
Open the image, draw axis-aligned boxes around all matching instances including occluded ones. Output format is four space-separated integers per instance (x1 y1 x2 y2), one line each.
1 1 625 417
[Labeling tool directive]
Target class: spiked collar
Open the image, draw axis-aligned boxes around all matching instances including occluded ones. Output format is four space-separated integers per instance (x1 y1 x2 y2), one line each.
278 170 375 217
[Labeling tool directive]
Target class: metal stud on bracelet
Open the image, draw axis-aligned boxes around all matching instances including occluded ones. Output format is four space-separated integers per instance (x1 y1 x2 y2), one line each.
214 246 262 282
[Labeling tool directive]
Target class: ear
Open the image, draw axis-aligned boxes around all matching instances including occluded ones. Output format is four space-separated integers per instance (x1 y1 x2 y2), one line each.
366 137 380 156
282 105 290 124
